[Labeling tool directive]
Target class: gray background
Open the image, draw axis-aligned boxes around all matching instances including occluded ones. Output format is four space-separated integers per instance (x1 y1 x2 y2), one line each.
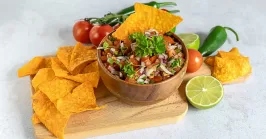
0 0 266 139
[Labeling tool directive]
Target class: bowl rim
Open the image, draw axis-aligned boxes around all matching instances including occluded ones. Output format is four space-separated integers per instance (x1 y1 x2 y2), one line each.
97 32 188 87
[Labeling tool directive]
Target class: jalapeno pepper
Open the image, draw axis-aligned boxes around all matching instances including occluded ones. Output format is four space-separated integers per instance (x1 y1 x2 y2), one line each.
117 1 179 16
198 26 239 56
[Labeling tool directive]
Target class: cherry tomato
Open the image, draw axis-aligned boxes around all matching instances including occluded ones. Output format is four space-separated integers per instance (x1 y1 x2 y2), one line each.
187 49 203 73
73 21 93 43
89 25 113 46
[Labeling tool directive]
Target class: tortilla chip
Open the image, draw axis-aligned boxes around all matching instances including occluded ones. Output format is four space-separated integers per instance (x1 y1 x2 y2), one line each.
56 82 101 115
69 42 97 74
56 46 73 69
51 57 69 77
229 47 241 55
42 57 53 68
112 3 183 40
18 57 45 77
64 71 99 88
212 57 239 82
204 56 215 66
38 77 79 102
81 61 99 73
212 56 252 82
32 91 70 139
32 68 55 91
32 113 41 124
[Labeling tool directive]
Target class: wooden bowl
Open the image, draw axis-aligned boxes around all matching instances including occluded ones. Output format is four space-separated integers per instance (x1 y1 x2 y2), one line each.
97 33 188 105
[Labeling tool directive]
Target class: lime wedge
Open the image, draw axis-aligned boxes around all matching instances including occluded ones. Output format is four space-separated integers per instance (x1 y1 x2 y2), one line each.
185 75 224 109
177 33 200 50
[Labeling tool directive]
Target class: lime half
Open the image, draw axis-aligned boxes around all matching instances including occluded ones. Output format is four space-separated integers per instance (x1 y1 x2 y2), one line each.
177 33 200 50
185 76 224 109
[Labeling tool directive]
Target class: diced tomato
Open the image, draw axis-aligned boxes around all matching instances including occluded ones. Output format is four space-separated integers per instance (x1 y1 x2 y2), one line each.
113 40 120 46
153 76 163 82
141 56 150 62
129 57 140 66
145 59 151 66
101 51 106 56
124 38 131 47
101 56 107 62
164 36 175 44
167 49 176 58
149 55 158 63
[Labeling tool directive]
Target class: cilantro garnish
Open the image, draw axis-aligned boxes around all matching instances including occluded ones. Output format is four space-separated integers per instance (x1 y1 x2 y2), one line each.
151 36 166 54
129 32 166 57
170 58 182 68
103 41 109 50
122 62 135 78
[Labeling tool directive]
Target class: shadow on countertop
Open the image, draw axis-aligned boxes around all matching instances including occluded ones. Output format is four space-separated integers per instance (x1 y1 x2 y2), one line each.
9 64 35 139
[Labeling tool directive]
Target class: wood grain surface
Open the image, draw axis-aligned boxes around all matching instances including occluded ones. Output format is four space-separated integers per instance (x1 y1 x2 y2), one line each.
32 60 250 139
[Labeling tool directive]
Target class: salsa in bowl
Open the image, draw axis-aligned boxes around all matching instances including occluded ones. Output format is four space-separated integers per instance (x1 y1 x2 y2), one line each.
98 29 186 84
97 30 188 104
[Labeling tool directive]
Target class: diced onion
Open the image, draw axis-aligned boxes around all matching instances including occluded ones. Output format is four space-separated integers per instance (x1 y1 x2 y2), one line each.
160 64 173 75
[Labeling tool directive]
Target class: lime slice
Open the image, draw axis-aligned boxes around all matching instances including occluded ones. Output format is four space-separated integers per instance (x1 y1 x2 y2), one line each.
185 75 224 109
177 33 200 50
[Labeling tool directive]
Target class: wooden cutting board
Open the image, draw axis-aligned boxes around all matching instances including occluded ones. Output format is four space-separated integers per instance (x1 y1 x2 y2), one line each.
32 61 250 139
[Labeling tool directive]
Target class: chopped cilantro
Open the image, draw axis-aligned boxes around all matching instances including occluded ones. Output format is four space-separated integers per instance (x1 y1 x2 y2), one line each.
170 58 182 68
103 41 109 50
107 58 114 65
122 62 135 78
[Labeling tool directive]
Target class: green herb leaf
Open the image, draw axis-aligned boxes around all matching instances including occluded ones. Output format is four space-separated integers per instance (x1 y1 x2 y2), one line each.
123 62 135 78
103 41 109 50
130 32 152 57
107 58 114 65
170 58 182 68
152 36 166 54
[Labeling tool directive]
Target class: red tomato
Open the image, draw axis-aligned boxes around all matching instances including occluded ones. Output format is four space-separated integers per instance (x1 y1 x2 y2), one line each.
89 25 113 46
73 21 93 43
187 49 203 73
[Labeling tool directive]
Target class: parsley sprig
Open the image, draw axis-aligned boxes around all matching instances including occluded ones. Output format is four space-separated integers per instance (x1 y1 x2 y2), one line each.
128 32 166 57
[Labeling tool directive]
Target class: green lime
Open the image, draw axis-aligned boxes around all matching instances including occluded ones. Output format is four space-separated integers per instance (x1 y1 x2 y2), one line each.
177 33 200 50
185 75 224 109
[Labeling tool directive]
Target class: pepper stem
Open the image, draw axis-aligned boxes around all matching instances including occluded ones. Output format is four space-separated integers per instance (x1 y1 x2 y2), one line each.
157 2 177 8
224 27 239 41
167 10 180 13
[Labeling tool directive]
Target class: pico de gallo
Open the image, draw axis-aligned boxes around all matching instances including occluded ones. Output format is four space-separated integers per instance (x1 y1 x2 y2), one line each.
98 29 185 84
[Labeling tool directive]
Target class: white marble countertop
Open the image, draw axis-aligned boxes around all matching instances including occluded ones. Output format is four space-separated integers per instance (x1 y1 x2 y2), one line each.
1 0 265 139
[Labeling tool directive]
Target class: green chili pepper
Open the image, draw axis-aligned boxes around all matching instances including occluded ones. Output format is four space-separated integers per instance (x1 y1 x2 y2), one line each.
198 26 239 56
117 1 178 16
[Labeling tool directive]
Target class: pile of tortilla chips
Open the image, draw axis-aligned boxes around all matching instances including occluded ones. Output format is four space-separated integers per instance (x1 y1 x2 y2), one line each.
205 47 252 83
18 42 101 139
112 3 183 40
